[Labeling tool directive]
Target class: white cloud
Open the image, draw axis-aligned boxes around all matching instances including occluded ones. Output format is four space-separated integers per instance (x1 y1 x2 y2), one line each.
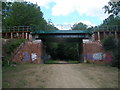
51 0 110 20
55 23 71 30
55 20 95 30
25 0 54 9
71 20 95 27
26 0 110 20
79 20 95 27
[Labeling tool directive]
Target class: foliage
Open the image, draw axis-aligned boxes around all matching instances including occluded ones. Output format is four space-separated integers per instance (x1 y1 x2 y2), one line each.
3 2 46 28
102 36 117 51
2 2 58 30
2 39 26 66
46 24 59 30
111 39 120 68
45 42 80 61
45 43 58 59
103 1 120 16
102 36 120 68
66 60 79 64
2 2 12 27
57 43 79 60
45 60 59 64
102 15 120 25
95 1 120 32
71 22 88 30
94 16 120 31
86 60 90 64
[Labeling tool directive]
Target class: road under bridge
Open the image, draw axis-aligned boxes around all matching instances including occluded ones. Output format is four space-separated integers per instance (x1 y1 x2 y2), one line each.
31 30 92 62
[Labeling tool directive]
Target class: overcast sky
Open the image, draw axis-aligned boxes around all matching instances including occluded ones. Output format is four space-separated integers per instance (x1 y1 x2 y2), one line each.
8 0 112 29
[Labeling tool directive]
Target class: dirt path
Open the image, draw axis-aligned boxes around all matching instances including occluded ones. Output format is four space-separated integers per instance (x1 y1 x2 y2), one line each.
3 64 119 88
46 64 95 88
45 64 119 88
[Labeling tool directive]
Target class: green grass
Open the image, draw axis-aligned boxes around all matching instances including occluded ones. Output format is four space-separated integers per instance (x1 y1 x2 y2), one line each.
45 60 80 64
45 60 59 64
2 64 46 88
2 64 26 88
2 64 27 73
66 60 80 64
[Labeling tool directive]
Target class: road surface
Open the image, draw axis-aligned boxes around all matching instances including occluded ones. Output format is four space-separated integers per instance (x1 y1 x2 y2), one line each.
3 64 119 88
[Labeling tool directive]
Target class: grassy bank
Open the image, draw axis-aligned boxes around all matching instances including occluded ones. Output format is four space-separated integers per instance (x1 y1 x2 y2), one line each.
2 64 46 88
2 39 26 66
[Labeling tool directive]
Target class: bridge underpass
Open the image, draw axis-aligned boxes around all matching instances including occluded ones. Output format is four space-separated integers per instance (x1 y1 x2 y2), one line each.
31 30 92 63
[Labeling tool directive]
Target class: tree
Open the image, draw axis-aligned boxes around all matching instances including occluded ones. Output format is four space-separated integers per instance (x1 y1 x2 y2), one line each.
94 1 120 31
95 15 120 31
71 22 87 30
2 2 47 30
45 42 79 60
102 36 117 52
2 2 12 27
103 1 120 16
112 39 120 68
46 24 59 30
45 19 59 30
102 15 120 25
102 36 120 68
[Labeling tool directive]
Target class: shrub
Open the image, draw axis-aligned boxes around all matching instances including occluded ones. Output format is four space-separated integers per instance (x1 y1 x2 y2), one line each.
111 39 120 69
102 36 117 51
102 36 120 68
2 39 26 66
86 60 90 64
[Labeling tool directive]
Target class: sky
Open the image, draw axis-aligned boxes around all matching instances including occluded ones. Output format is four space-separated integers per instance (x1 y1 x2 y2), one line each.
24 0 110 29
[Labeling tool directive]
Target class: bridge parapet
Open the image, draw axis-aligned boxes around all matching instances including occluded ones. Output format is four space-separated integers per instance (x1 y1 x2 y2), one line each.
2 26 32 32
31 30 92 42
93 25 120 31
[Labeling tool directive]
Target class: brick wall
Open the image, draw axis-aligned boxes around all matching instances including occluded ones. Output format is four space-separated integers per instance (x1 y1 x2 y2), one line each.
12 41 42 64
83 41 112 64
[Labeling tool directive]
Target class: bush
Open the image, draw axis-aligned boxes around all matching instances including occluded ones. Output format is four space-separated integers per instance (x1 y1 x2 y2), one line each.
2 39 26 66
102 36 120 68
86 60 90 64
111 39 120 69
102 36 117 51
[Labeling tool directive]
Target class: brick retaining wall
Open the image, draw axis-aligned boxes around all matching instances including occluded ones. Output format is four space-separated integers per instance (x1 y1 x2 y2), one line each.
83 41 112 64
12 41 42 64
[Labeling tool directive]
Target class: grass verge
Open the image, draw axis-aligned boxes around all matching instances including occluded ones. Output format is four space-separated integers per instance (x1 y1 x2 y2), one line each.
66 60 80 64
45 60 59 64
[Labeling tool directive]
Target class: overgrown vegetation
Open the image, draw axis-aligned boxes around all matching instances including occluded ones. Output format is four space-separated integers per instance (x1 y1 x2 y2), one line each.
2 39 26 66
102 36 120 68
45 42 80 61
102 36 117 51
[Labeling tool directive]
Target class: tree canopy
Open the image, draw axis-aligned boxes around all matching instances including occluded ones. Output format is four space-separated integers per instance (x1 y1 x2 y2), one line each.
102 15 120 25
71 22 88 30
2 1 58 30
46 42 79 60
103 1 120 16
94 1 120 31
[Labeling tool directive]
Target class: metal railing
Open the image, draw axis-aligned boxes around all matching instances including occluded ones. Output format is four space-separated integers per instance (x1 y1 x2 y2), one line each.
94 25 120 31
2 25 120 32
2 26 32 32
